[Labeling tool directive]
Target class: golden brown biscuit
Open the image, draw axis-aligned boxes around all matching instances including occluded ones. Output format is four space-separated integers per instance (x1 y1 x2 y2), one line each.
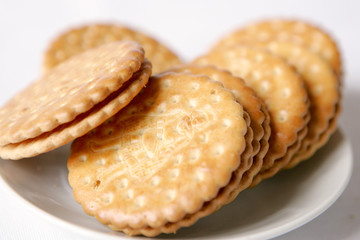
68 72 252 236
194 46 310 185
44 24 181 74
0 41 150 159
0 60 151 160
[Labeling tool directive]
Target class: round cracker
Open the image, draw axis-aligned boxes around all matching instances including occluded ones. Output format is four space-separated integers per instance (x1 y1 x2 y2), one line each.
213 19 342 77
0 60 152 160
0 41 145 146
44 24 181 74
119 111 255 236
170 64 271 195
68 72 250 236
239 41 339 168
194 46 309 183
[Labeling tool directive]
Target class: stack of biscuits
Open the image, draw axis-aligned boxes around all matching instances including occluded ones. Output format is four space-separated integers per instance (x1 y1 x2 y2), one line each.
0 20 342 237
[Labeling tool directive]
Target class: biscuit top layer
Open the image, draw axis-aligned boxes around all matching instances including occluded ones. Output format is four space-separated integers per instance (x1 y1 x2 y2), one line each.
0 41 144 145
68 73 247 229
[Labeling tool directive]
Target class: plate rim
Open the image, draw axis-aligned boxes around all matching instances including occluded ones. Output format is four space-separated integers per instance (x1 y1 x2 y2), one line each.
0 129 353 240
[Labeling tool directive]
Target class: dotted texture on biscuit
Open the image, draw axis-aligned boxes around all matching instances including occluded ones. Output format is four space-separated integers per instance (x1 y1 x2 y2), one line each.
0 41 144 145
68 73 248 236
0 60 152 160
170 64 271 194
247 41 340 167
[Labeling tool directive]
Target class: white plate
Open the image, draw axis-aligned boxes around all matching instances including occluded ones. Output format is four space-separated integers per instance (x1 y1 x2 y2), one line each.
0 130 352 239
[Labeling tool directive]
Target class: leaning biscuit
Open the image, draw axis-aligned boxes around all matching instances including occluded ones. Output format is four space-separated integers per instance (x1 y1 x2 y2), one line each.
0 41 149 159
238 41 340 168
68 72 251 236
43 24 181 74
170 64 271 197
213 19 342 78
0 60 151 160
194 46 309 185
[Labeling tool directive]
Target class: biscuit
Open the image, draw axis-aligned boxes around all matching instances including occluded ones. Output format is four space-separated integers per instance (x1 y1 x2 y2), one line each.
43 24 181 74
238 41 340 168
170 64 271 197
0 41 149 159
213 19 342 78
68 72 252 236
0 60 151 160
193 46 310 185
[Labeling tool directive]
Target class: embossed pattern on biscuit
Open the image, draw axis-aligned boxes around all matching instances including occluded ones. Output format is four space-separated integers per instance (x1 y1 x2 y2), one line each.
170 64 271 195
116 110 254 237
68 73 249 236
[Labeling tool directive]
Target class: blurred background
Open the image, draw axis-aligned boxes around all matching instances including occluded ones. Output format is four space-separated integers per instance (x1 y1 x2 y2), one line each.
0 0 359 239
0 0 359 97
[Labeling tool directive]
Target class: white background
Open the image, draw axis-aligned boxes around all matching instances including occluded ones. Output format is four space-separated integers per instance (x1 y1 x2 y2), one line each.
0 0 359 239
